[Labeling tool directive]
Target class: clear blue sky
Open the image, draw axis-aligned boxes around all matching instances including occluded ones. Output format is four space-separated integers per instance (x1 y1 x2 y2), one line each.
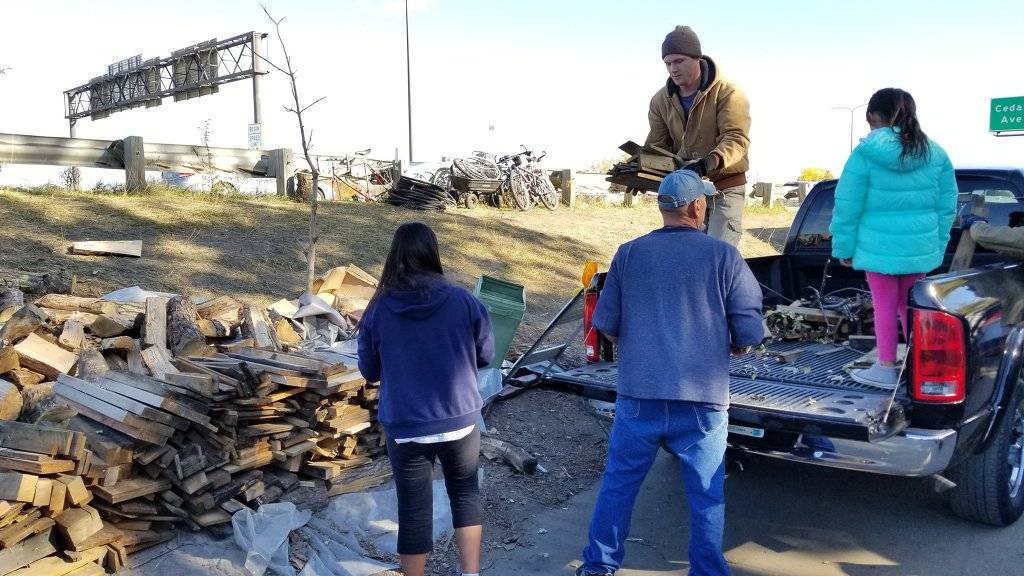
1 0 1022 185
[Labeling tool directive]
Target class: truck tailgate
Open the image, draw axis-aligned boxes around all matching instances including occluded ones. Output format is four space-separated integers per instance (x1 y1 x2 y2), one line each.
542 341 906 442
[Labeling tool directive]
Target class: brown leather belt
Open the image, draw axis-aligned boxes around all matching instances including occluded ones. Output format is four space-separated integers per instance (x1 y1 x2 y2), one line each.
712 173 747 192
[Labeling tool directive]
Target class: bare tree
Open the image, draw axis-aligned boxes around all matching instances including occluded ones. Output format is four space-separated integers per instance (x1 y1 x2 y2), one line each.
260 6 328 292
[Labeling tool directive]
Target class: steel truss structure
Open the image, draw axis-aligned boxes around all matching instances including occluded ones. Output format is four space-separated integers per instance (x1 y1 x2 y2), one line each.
64 31 266 121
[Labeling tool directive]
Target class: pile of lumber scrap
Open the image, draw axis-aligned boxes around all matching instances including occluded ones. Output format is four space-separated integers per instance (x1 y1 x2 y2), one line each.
606 140 686 193
0 274 396 574
185 347 391 501
0 420 147 575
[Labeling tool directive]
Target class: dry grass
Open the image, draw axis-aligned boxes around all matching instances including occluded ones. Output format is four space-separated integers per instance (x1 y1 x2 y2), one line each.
0 188 794 351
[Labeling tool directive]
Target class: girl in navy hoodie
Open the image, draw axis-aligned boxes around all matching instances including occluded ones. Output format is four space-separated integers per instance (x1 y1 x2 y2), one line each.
357 222 494 576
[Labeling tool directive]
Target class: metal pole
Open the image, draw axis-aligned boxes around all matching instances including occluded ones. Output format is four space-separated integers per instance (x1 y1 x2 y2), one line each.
849 109 854 153
832 103 867 153
252 32 263 126
405 0 413 163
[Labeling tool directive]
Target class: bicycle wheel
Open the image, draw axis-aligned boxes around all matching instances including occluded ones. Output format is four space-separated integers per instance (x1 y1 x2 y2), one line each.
509 168 534 211
533 169 560 210
431 167 453 191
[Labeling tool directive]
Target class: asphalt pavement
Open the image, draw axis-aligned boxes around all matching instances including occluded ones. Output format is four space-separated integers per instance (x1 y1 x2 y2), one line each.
484 451 1024 576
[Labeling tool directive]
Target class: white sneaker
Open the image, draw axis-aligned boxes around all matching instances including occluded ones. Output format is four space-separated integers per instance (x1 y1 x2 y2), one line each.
851 362 899 390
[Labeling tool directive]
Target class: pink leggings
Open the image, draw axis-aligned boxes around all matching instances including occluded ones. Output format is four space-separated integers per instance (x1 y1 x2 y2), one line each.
866 272 925 364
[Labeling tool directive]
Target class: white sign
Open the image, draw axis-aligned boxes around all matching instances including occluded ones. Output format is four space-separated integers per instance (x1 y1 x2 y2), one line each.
247 123 262 150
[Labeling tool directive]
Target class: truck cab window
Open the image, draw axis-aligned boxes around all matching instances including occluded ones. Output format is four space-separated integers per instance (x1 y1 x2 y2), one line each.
794 186 835 248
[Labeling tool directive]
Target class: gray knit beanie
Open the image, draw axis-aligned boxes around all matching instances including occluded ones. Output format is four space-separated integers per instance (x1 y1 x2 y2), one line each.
661 26 702 58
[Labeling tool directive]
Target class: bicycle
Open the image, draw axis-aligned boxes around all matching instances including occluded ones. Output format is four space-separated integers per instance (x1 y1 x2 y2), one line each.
496 146 559 211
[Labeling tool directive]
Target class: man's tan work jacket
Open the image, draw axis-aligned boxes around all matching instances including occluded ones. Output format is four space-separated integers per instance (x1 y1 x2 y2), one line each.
645 56 750 191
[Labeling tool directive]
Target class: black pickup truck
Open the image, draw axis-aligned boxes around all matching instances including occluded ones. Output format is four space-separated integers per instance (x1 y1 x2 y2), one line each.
508 168 1024 526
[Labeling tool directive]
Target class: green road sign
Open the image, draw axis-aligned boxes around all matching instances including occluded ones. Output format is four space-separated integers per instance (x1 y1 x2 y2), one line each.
991 97 1024 132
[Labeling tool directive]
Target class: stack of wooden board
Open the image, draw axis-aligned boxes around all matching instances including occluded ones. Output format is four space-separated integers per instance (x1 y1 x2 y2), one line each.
0 280 398 572
0 420 153 575
605 140 683 192
184 348 392 500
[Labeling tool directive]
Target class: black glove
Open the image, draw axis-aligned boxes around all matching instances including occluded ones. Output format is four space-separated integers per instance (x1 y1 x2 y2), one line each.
682 158 707 177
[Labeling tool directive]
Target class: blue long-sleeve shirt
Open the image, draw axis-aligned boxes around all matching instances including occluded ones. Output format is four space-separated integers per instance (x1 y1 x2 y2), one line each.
357 277 495 438
593 226 764 408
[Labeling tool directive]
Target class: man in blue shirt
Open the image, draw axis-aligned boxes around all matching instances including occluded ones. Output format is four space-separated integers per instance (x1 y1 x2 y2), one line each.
577 169 765 576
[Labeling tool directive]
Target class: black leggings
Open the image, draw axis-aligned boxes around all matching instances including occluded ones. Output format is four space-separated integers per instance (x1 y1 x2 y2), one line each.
386 427 482 554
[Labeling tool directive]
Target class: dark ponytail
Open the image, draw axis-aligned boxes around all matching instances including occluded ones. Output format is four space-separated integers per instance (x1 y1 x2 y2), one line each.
867 88 929 163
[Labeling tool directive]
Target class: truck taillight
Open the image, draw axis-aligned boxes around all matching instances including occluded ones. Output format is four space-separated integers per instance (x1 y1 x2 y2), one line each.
583 291 599 362
911 309 966 403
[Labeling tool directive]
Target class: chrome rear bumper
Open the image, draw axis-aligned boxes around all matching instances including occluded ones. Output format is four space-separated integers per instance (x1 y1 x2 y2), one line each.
730 428 958 477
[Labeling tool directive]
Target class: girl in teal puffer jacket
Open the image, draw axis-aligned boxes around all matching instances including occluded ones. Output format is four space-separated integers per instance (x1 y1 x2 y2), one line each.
829 88 958 388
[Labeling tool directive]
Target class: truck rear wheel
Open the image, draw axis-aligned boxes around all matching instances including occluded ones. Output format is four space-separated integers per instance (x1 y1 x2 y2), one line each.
948 384 1024 526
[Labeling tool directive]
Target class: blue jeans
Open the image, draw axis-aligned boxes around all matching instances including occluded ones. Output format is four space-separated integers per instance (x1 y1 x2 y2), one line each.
581 396 729 575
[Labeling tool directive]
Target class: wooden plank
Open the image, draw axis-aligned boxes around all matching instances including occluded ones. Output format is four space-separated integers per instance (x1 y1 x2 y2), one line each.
638 152 675 174
64 375 180 430
31 479 52 509
0 348 19 376
241 305 277 350
54 506 104 549
140 346 179 380
66 417 133 466
74 350 109 382
13 333 78 379
95 372 211 426
58 320 87 351
99 336 134 351
196 319 232 338
0 456 74 475
91 477 171 504
34 295 117 315
47 481 66 518
126 339 147 376
951 194 989 271
57 475 91 507
66 523 122 552
55 388 168 446
9 545 106 576
143 297 169 350
39 309 98 326
193 509 231 527
65 563 106 576
70 240 142 257
179 471 209 495
0 474 37 503
163 372 215 397
56 377 175 437
0 528 57 575
195 296 244 326
0 509 45 549
88 313 139 338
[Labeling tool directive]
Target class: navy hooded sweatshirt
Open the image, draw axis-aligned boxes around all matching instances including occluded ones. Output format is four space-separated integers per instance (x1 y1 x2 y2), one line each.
357 277 495 439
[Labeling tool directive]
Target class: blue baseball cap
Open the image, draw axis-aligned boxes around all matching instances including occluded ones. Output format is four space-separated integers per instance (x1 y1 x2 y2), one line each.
657 169 716 209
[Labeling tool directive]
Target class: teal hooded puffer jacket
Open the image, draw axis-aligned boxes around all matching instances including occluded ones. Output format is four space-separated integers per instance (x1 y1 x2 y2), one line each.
829 128 958 275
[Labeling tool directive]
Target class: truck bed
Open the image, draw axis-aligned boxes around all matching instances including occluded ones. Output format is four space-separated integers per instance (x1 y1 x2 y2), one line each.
543 341 905 441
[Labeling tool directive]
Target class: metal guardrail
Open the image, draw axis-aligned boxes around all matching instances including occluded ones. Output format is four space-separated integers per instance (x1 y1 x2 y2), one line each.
0 133 292 194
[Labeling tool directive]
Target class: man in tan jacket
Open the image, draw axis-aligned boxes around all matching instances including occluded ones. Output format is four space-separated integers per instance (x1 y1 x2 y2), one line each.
646 25 751 246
